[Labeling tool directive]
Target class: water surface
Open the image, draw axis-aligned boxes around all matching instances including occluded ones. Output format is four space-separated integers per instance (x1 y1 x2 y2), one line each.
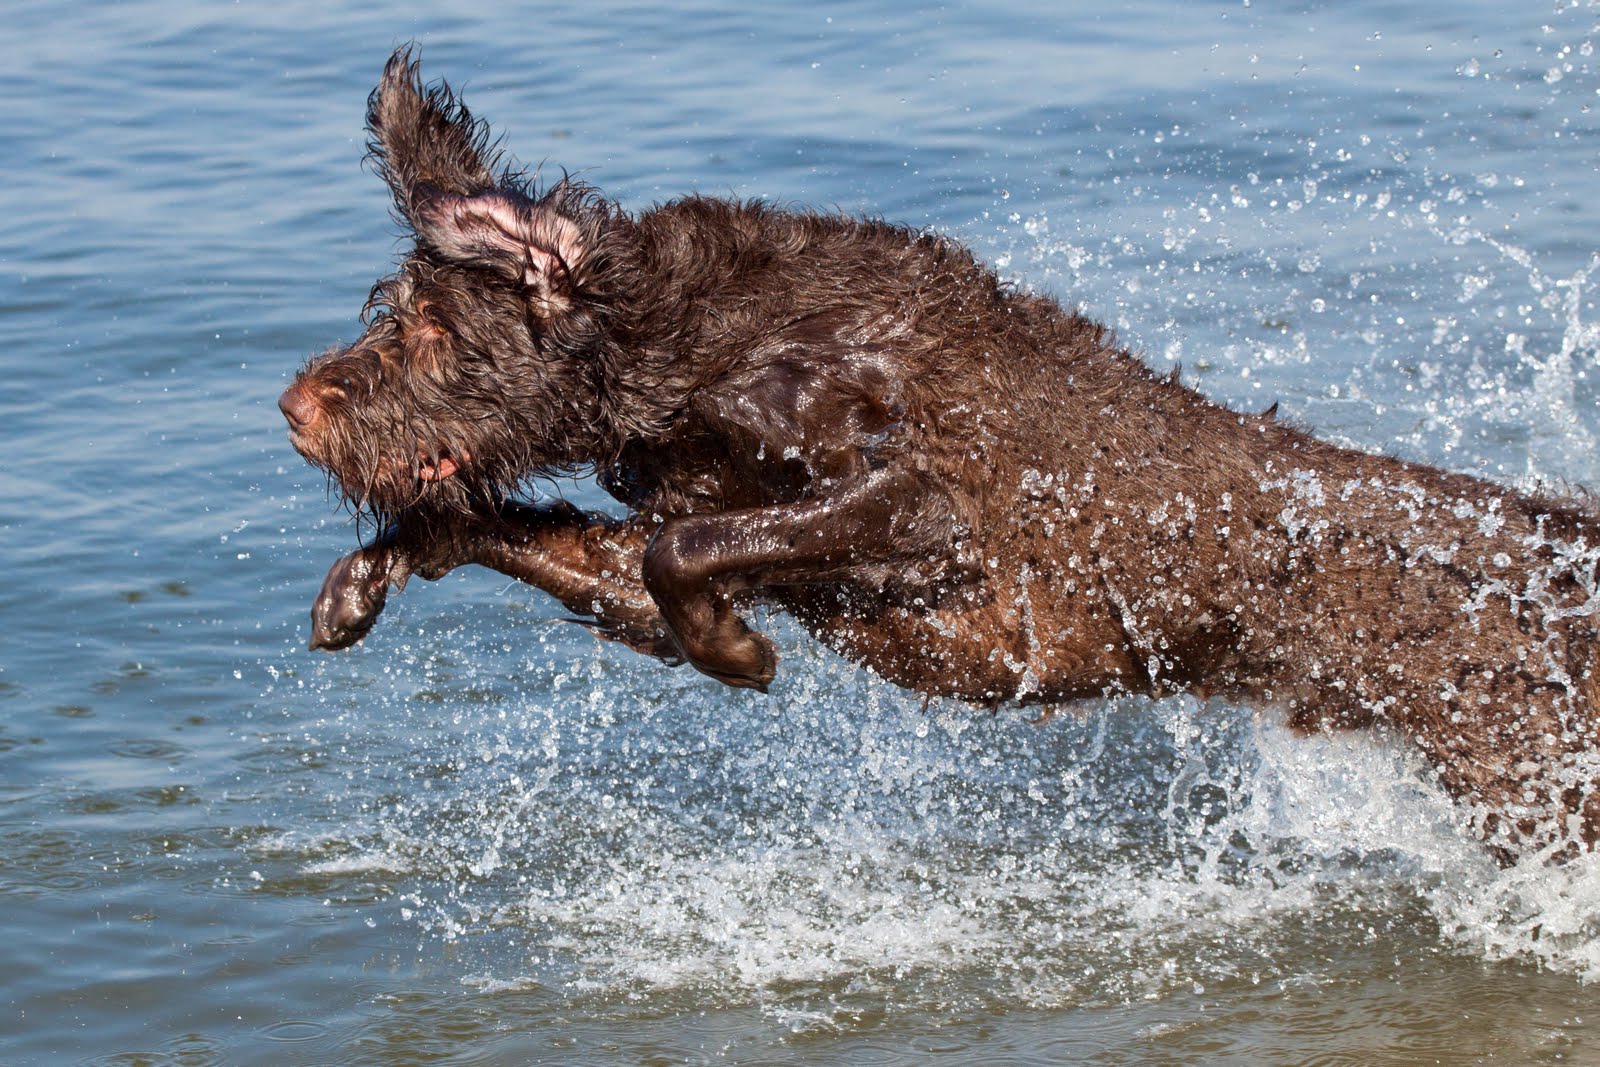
5 1 1600 1062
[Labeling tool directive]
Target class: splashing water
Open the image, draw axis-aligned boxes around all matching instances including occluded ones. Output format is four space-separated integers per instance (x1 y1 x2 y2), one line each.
285 595 1600 1024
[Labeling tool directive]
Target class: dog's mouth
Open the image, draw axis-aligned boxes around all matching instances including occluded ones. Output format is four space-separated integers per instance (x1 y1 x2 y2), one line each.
285 428 331 473
418 448 470 482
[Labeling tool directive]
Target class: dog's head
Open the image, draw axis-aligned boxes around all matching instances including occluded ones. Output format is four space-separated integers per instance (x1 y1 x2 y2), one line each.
281 49 615 519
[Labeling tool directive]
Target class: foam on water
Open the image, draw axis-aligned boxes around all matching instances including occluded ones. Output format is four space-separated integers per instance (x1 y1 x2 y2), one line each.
291 612 1600 1020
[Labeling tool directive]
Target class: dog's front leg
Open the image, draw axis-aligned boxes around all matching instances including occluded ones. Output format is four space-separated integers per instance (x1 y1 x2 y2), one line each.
641 468 951 691
471 502 676 661
309 503 674 660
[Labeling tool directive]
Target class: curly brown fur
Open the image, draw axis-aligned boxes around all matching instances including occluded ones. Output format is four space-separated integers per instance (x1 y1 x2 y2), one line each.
282 49 1600 862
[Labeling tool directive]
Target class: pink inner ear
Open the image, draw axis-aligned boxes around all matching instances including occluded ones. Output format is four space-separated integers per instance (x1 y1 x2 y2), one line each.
412 186 584 291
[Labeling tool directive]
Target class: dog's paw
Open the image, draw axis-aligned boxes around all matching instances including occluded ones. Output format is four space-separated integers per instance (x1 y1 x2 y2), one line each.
697 628 779 693
309 550 391 650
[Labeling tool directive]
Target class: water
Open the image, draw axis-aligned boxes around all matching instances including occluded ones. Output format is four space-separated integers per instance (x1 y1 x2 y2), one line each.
5 0 1600 1061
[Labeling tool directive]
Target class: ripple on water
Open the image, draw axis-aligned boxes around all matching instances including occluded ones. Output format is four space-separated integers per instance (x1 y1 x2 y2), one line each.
0 828 94 897
158 1032 228 1066
108 737 191 762
260 1020 330 1043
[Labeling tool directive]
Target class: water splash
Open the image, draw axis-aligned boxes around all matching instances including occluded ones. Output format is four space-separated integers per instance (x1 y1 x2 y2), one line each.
287 611 1600 1021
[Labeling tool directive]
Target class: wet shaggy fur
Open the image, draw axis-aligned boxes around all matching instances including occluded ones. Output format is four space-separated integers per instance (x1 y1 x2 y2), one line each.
283 49 1600 862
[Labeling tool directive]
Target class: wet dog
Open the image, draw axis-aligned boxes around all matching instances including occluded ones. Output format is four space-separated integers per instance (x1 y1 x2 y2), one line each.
282 49 1600 860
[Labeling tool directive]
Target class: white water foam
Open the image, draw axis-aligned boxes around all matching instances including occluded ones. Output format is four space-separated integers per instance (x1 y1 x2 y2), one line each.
313 642 1600 1008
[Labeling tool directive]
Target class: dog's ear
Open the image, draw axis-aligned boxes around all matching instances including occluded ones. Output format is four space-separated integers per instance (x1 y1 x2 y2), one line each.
412 185 590 317
366 48 502 219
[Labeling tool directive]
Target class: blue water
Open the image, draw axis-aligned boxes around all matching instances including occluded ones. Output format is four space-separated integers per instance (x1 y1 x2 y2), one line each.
6 1 1600 1062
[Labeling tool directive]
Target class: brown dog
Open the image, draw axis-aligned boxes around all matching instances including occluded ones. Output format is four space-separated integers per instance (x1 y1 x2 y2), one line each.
282 49 1600 860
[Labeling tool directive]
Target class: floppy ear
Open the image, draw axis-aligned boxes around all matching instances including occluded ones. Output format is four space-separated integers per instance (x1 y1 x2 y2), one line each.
366 47 503 220
412 185 589 316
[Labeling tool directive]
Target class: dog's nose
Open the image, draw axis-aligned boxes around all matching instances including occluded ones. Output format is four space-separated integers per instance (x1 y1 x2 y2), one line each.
278 383 319 433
